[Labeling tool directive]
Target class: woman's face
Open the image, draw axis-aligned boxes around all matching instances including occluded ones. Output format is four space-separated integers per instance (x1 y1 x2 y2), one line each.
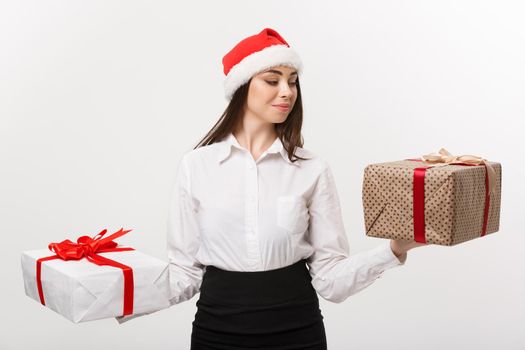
244 65 298 124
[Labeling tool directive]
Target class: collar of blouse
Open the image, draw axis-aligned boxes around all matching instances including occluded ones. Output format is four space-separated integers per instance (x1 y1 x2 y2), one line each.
216 132 300 167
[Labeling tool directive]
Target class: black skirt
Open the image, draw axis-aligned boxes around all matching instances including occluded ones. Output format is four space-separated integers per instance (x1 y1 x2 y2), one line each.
190 259 327 350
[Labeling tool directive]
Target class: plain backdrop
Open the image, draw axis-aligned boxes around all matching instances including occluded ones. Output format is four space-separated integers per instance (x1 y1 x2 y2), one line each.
2 1 524 349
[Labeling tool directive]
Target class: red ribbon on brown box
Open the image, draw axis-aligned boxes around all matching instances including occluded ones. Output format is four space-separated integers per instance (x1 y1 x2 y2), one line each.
406 149 496 244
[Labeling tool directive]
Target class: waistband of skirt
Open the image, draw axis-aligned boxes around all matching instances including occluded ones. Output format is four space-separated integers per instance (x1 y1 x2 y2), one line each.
199 259 316 306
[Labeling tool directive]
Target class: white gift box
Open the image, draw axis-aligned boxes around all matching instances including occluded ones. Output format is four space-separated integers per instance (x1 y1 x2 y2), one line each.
21 248 171 323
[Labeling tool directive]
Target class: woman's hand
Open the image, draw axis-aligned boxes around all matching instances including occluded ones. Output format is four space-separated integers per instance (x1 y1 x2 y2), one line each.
390 239 427 261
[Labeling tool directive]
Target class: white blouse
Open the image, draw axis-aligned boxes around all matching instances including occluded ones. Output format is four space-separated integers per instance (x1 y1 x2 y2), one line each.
166 132 406 307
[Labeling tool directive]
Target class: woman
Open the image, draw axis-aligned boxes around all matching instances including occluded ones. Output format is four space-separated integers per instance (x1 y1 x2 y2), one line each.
120 28 425 349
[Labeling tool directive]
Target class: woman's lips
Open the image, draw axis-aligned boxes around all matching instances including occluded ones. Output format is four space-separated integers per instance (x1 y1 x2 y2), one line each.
272 104 290 112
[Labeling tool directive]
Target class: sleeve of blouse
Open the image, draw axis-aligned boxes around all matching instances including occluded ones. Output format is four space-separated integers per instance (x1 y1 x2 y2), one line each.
306 160 406 304
116 154 204 324
165 153 205 306
115 155 204 324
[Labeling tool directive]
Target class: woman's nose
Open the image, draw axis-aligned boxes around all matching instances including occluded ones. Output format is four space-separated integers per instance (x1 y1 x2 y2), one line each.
279 81 293 97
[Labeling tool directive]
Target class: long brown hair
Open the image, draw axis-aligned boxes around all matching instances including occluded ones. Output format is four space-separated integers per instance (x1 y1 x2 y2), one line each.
193 76 311 164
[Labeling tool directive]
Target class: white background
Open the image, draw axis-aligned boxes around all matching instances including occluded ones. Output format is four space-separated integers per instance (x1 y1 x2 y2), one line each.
2 1 524 349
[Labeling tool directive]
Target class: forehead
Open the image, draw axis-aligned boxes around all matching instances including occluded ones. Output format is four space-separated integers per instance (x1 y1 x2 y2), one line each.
259 66 298 76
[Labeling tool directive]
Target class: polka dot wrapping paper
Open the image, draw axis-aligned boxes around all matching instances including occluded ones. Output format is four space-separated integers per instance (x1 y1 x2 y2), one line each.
362 160 502 246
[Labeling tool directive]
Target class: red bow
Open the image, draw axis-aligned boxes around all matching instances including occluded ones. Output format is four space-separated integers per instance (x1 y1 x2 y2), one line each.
48 228 131 260
36 228 135 316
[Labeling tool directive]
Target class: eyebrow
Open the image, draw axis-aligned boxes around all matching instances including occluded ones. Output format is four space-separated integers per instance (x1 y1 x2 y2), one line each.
263 69 298 76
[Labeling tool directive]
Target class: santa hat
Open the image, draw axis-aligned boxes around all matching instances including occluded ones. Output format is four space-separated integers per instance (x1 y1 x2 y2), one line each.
222 28 303 101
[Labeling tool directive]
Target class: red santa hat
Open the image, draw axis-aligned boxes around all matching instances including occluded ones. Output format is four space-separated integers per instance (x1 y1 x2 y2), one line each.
222 28 303 101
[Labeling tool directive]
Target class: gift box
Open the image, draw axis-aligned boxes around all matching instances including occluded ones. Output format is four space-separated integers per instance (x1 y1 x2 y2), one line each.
362 149 502 246
21 228 171 323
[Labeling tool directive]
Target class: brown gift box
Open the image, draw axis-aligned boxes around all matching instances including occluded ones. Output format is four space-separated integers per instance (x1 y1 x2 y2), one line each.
362 155 502 246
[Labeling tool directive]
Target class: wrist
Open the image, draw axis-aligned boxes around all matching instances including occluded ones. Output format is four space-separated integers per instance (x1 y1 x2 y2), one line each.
390 240 407 264
390 240 406 257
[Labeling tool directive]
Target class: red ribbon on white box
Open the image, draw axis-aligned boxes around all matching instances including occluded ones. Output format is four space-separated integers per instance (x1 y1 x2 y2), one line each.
36 228 135 316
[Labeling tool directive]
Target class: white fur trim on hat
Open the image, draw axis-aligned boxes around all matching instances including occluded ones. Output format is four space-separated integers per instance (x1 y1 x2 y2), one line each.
223 44 303 101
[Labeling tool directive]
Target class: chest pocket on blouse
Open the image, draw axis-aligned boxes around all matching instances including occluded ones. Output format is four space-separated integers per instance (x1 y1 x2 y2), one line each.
276 195 309 235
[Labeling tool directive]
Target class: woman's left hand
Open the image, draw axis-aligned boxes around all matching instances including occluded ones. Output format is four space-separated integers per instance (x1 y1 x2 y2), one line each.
390 239 427 259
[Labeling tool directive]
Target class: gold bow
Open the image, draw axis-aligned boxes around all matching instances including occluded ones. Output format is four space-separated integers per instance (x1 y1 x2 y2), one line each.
419 148 497 195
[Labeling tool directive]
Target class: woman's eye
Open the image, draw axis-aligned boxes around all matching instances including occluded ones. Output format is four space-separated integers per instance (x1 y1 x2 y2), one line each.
266 81 297 86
